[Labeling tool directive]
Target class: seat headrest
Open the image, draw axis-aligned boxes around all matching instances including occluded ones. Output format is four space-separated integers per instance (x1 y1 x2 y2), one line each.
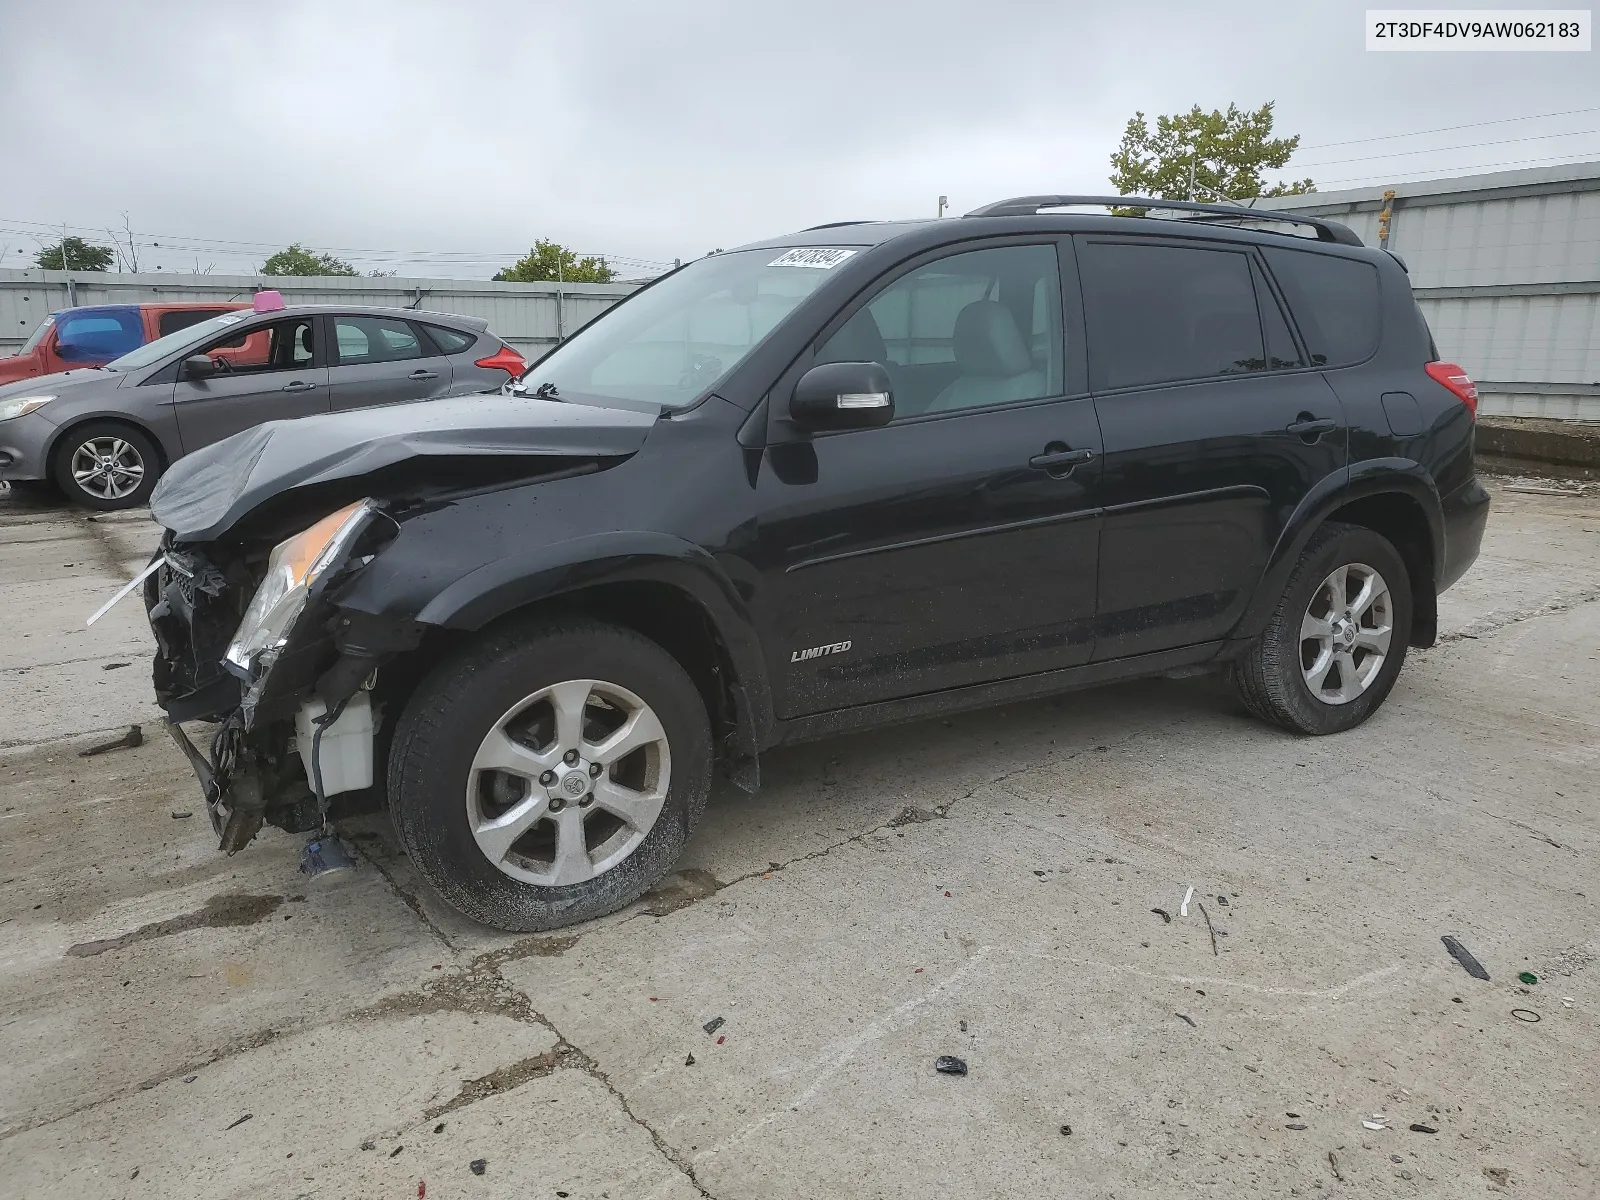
953 301 1032 377
820 308 887 365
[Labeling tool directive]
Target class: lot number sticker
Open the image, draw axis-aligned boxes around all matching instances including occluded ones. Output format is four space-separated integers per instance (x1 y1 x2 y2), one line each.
768 248 858 269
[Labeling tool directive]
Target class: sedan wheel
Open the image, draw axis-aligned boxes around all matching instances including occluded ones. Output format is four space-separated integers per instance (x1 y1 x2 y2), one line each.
467 679 671 886
51 422 162 510
70 436 146 502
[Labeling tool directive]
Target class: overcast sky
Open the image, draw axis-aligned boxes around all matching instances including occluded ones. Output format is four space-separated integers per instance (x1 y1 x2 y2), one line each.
2 0 1597 278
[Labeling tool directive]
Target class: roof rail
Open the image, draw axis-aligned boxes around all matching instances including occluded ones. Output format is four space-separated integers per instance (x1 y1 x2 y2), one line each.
962 195 1363 246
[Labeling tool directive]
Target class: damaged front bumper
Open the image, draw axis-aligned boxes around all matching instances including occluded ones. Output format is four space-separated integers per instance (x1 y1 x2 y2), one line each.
144 506 420 852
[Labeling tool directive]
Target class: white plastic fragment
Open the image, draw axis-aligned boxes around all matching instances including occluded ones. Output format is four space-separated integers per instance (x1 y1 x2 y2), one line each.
1180 886 1195 918
1363 1120 1387 1131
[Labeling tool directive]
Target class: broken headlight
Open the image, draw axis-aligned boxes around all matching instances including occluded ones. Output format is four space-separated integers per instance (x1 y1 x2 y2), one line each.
225 500 374 675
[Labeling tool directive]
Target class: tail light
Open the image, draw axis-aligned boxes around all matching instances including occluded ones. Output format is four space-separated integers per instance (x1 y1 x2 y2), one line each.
1425 361 1478 420
474 344 526 377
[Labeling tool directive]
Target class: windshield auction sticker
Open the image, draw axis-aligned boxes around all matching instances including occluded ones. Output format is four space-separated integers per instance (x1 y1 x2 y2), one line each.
1367 10 1590 49
768 248 859 269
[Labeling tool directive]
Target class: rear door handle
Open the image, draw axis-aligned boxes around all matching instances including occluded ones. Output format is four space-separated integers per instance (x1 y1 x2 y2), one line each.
1285 416 1336 437
281 380 317 392
1028 447 1096 472
409 370 439 381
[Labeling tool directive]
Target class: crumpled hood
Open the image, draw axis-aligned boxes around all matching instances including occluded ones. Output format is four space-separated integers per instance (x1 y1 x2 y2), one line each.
151 393 657 542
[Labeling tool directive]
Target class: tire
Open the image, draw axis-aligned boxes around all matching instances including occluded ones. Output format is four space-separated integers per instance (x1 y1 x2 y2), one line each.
51 421 161 510
1230 522 1413 736
388 616 712 931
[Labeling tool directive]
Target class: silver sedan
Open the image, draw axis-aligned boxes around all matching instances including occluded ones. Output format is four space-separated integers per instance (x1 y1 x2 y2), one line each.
0 300 525 509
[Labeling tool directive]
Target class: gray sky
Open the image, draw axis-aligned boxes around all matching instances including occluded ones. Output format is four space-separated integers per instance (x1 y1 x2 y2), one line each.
2 0 1597 278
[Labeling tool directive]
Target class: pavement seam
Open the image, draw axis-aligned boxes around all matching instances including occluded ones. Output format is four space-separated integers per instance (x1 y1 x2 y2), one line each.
1433 581 1600 644
1 650 153 675
347 838 459 953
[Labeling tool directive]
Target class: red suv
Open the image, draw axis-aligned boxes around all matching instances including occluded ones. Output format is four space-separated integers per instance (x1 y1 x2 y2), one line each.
0 302 251 384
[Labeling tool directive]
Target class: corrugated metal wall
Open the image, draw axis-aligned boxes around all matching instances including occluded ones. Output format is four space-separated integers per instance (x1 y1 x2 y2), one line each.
1269 162 1600 421
0 269 639 361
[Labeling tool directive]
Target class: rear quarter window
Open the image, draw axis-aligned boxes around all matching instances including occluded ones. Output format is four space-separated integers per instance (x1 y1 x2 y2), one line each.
1262 248 1381 368
422 324 476 353
157 308 230 337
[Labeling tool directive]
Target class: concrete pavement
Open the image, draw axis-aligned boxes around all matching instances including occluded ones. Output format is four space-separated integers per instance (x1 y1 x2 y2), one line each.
1 479 1596 1198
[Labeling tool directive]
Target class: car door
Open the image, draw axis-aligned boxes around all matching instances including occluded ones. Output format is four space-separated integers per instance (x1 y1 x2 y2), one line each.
172 314 329 451
754 239 1104 718
326 314 454 411
1077 235 1347 661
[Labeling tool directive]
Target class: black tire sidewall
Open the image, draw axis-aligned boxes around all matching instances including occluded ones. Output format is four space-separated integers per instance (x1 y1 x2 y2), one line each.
51 421 161 510
1268 526 1413 735
389 619 711 931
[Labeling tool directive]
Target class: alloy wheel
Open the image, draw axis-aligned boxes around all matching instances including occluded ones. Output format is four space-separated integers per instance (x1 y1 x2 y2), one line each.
1300 562 1393 705
70 436 145 501
466 679 671 886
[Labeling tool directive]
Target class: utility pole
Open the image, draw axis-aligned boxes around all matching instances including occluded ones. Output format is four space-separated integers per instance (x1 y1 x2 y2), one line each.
937 195 948 218
555 255 565 343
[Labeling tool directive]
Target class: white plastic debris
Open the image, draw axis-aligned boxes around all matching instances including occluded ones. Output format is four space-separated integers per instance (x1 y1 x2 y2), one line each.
1180 886 1195 918
1363 1120 1388 1131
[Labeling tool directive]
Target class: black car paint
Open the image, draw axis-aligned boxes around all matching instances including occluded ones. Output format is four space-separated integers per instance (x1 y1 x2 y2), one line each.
148 210 1489 830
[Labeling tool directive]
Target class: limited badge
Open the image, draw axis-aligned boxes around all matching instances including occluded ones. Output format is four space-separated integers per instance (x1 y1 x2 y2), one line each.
768 247 858 269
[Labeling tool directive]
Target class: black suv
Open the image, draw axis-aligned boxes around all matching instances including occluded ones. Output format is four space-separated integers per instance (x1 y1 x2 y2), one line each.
140 196 1489 930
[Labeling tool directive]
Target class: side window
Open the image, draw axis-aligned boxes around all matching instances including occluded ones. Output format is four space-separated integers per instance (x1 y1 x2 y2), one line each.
1262 248 1381 367
1251 260 1304 370
422 324 475 354
818 244 1063 418
54 308 145 362
196 317 313 375
334 316 423 365
157 309 229 337
1080 241 1265 389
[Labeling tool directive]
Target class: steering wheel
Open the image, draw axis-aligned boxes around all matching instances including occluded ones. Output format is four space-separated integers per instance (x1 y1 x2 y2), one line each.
211 355 233 374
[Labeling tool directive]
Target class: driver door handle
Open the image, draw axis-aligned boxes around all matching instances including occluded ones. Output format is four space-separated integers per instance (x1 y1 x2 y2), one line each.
409 369 439 382
1028 446 1096 471
281 380 317 392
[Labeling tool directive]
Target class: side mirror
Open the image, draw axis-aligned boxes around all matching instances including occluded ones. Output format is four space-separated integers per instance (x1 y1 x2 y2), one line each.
790 362 893 431
182 355 217 380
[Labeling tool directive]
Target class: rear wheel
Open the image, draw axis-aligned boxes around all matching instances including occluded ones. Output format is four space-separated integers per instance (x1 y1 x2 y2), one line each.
389 617 712 931
1230 522 1413 735
51 422 161 510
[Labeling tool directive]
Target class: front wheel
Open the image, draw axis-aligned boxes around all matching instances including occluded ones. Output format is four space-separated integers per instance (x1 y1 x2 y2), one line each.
388 617 712 931
1230 522 1413 735
51 422 161 510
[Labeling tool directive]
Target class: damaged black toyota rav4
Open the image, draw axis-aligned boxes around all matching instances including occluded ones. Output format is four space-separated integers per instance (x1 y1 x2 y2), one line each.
141 196 1489 931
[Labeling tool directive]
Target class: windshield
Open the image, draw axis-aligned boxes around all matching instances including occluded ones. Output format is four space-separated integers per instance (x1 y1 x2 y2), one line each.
515 247 851 410
106 310 251 371
19 314 55 355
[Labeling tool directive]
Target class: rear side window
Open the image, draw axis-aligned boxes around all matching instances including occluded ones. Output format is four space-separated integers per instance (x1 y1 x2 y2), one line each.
1262 248 1381 367
158 308 229 337
423 324 475 353
334 316 423 365
54 308 145 362
1079 241 1264 389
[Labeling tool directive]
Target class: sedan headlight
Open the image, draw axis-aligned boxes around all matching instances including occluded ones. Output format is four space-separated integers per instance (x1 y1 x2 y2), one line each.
225 500 374 674
0 395 56 422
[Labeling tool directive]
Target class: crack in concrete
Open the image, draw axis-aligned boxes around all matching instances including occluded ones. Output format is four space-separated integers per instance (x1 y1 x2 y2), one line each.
1435 583 1600 644
345 836 457 953
0 1025 291 1142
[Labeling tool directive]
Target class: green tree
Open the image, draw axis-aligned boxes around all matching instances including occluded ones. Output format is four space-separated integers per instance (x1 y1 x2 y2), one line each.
1109 102 1314 203
36 236 116 271
260 243 359 276
494 239 615 283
